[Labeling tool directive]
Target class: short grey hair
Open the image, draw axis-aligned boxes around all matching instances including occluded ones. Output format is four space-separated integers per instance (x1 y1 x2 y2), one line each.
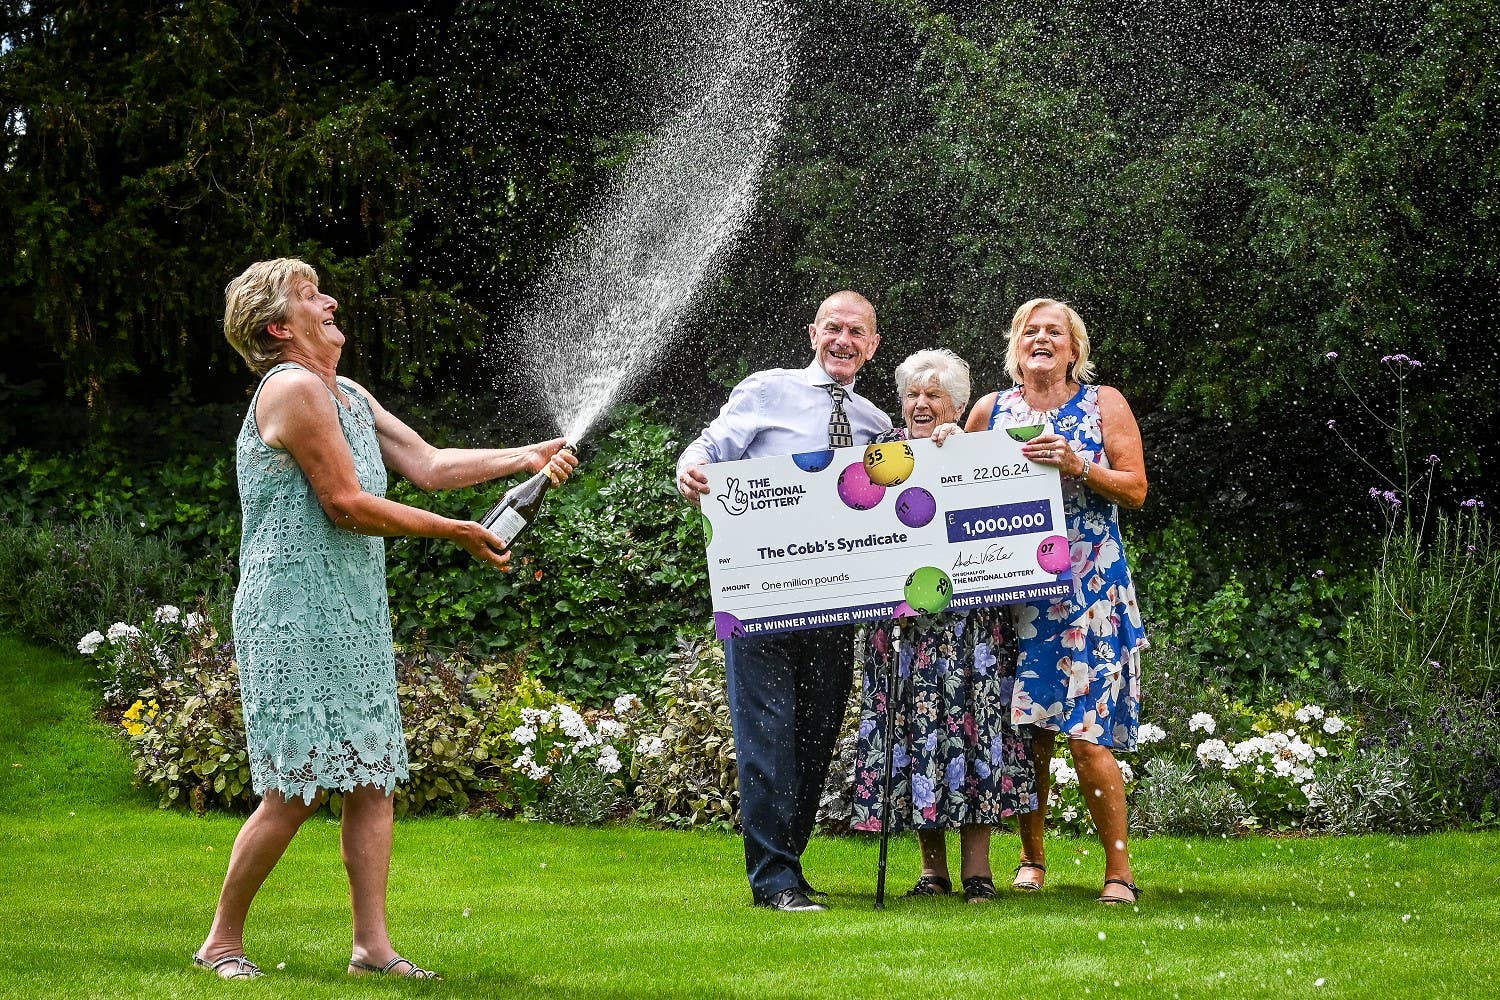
893 348 971 414
224 258 319 375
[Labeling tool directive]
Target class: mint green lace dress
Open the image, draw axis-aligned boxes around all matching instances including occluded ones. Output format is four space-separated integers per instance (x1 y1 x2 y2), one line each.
232 363 409 803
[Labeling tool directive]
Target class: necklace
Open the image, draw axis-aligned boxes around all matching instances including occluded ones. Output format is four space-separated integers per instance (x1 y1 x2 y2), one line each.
1020 381 1077 415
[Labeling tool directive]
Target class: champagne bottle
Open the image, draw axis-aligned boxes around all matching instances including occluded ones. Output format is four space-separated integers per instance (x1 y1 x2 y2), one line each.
479 444 575 549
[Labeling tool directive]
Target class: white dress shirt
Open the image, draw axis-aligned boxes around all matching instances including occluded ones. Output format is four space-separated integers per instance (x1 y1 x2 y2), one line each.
677 361 892 474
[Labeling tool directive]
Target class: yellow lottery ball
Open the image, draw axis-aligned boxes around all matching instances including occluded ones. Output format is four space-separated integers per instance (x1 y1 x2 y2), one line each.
863 441 915 487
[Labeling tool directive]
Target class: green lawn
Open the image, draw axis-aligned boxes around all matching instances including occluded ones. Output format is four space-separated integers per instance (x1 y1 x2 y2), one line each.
3 635 1498 999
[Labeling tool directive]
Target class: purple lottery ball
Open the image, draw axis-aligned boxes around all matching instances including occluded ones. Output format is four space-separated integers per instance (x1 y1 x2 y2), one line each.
714 612 747 640
895 486 937 528
836 462 886 511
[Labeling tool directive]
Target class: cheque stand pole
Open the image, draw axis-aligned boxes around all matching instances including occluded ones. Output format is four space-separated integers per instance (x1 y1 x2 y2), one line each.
874 622 902 910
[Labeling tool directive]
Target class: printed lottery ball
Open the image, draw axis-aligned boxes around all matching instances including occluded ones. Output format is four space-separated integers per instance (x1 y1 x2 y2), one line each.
701 513 714 546
713 612 746 640
1036 534 1071 574
864 440 915 486
1005 423 1045 442
837 462 886 510
793 449 835 473
895 486 937 528
904 566 954 615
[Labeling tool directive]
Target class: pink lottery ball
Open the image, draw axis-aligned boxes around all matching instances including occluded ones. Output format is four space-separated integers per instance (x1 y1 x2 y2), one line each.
837 461 886 511
1036 534 1071 574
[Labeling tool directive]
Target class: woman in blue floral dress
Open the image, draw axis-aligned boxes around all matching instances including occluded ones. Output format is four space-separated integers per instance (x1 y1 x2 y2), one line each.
965 299 1149 905
850 350 1036 903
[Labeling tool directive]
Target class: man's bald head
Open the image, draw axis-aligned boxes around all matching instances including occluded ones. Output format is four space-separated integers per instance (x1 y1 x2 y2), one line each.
813 290 877 334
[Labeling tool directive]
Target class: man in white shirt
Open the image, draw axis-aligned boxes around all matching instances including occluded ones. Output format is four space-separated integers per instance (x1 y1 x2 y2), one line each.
677 291 891 911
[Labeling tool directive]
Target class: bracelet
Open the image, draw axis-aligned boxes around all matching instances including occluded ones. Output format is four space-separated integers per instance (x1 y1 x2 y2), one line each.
1078 454 1092 483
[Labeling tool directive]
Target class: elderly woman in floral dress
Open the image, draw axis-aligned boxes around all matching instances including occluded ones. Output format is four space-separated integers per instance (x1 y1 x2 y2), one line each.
851 349 1037 903
965 299 1148 905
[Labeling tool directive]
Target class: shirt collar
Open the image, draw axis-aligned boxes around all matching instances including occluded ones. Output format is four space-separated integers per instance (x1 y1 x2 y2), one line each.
803 361 857 391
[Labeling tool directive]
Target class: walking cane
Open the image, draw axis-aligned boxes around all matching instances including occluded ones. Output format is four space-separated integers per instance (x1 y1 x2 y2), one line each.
874 622 902 909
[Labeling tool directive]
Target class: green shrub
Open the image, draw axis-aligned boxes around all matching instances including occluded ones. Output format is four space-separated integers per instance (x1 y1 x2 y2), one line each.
0 515 192 650
1130 518 1353 696
1130 758 1248 837
128 612 254 812
632 635 737 829
384 405 709 702
1344 509 1500 822
535 756 619 826
1305 750 1430 835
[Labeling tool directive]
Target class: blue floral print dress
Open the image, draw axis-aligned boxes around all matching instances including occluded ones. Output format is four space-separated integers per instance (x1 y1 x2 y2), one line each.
989 384 1147 749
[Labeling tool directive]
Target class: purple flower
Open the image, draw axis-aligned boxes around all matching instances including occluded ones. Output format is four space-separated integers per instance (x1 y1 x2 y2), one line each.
1380 353 1423 368
1313 569 1325 578
1327 419 1337 429
946 756 967 791
1426 455 1440 466
911 773 936 810
1369 487 1381 499
1325 351 1339 360
1460 498 1485 508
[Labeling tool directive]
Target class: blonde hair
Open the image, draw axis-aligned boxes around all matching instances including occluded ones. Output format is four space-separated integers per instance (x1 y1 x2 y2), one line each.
1004 298 1095 385
223 258 319 375
894 348 971 414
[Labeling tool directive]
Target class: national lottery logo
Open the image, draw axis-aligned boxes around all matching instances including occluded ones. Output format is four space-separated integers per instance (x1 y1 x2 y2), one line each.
716 476 807 516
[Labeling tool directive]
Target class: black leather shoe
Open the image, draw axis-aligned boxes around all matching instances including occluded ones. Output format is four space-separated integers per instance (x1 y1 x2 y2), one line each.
798 881 829 900
758 888 828 912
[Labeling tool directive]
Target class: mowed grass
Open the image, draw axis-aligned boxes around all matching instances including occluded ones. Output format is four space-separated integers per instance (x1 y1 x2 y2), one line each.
3 635 1499 999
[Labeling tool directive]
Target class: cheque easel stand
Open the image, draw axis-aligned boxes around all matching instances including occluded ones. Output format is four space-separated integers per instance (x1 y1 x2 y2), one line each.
874 622 903 910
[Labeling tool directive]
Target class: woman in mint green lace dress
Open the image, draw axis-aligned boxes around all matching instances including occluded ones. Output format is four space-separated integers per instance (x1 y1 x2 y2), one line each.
193 258 576 982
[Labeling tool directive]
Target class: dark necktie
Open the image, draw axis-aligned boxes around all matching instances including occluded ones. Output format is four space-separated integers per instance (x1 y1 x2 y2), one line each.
823 384 854 449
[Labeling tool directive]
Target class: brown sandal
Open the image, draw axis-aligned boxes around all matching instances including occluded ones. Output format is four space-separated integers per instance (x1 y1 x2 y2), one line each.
1098 878 1141 905
1012 861 1046 891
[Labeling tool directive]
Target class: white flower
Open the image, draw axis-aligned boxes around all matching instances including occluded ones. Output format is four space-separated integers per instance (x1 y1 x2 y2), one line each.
510 725 537 746
598 719 626 740
1188 712 1216 734
556 705 589 740
1049 758 1078 786
1294 704 1326 723
1323 716 1348 735
634 735 667 758
613 693 642 717
596 746 622 774
520 707 553 727
153 604 181 625
183 611 205 631
1195 738 1233 769
1060 806 1079 823
106 622 141 644
1116 760 1135 783
1137 723 1166 745
78 631 106 656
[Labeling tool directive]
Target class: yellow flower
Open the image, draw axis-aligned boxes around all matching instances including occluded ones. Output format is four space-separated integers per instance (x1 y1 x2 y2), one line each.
121 699 159 737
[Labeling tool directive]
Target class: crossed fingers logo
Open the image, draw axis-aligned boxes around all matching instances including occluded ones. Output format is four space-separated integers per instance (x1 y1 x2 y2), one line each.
717 477 749 516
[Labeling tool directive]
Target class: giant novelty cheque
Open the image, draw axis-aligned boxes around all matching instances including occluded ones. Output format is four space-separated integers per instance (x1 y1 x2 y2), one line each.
700 428 1073 639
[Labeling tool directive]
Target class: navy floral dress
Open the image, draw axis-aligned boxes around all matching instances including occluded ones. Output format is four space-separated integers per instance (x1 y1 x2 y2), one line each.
850 429 1038 835
989 384 1147 749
